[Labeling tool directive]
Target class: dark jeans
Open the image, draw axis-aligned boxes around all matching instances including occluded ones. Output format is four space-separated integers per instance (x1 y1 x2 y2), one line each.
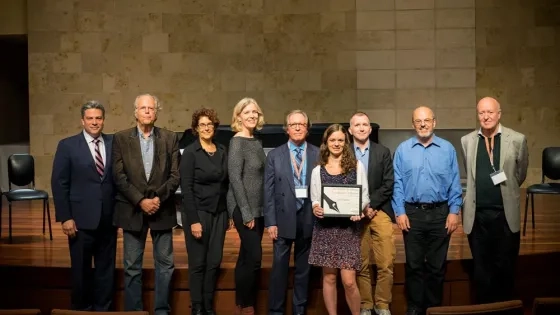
232 208 265 308
468 208 520 304
403 203 450 312
184 210 228 310
69 224 117 311
123 227 175 315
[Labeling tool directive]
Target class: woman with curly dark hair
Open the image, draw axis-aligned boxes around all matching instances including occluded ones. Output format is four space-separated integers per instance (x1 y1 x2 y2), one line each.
180 108 229 315
308 123 370 315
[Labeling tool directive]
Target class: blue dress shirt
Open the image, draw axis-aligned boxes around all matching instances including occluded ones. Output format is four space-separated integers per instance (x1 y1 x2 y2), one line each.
354 142 370 172
391 135 462 216
288 140 307 186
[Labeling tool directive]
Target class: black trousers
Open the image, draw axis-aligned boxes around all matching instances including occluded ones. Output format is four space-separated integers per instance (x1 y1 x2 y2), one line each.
69 222 117 311
184 210 228 310
468 208 520 304
403 203 450 311
268 210 312 315
232 208 265 308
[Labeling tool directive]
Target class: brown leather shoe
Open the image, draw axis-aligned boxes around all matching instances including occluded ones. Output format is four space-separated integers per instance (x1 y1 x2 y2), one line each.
241 306 254 315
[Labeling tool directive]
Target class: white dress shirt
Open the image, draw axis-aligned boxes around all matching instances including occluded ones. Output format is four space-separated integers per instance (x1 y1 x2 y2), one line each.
83 130 106 166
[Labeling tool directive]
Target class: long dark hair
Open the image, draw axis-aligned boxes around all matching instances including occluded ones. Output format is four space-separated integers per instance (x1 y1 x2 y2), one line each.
318 124 356 174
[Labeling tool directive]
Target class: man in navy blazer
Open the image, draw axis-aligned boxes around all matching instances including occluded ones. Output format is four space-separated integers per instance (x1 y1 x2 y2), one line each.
52 101 117 311
264 110 319 315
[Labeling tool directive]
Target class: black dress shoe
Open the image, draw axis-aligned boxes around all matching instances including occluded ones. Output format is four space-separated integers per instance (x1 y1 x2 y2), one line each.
191 308 204 315
204 311 215 315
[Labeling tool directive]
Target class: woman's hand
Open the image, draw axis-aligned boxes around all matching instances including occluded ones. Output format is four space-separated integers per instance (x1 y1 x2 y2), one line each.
191 223 202 239
227 219 234 231
313 205 324 218
350 213 364 222
245 219 255 229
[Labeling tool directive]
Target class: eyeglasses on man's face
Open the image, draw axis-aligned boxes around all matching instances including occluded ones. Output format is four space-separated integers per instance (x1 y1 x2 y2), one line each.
288 123 307 129
413 118 434 126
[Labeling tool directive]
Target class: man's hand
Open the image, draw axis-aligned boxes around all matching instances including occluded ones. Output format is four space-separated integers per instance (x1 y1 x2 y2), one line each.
446 213 459 235
62 219 78 238
267 226 278 240
153 196 160 207
140 198 159 215
191 223 202 239
245 219 255 229
313 205 324 218
364 207 378 220
396 214 410 232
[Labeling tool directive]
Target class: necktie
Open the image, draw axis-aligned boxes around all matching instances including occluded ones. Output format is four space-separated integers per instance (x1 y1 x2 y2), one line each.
93 138 104 178
294 147 303 209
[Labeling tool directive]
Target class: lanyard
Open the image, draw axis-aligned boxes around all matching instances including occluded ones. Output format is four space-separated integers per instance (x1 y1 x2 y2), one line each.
290 146 306 182
484 136 496 171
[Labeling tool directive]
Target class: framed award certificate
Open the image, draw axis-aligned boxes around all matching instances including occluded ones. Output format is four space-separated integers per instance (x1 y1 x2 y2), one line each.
321 184 362 217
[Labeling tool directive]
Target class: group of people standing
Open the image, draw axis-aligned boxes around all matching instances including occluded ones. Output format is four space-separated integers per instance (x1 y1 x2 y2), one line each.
51 94 528 315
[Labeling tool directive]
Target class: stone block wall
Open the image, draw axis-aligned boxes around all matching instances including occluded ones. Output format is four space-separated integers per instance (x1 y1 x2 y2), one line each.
27 0 559 191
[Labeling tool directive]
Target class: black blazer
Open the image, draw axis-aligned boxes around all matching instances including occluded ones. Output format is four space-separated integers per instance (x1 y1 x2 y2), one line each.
112 127 180 231
364 141 396 222
52 132 115 230
180 139 228 226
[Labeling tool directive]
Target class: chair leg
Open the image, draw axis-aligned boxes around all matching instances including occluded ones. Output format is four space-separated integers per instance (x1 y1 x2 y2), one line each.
8 202 12 244
523 193 529 236
531 193 535 230
46 199 53 240
42 199 46 234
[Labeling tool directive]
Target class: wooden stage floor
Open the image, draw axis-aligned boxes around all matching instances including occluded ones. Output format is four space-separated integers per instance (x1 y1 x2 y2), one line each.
0 191 559 269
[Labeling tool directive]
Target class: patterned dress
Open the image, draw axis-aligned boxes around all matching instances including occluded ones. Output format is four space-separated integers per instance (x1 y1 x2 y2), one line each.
308 166 362 270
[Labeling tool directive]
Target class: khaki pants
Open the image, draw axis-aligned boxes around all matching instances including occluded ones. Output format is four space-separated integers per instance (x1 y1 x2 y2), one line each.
357 210 396 310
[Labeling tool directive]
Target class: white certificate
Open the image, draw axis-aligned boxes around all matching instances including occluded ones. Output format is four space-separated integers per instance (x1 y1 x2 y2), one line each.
321 184 362 217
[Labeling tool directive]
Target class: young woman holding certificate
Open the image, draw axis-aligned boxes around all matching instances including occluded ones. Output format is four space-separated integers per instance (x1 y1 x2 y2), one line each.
308 123 370 315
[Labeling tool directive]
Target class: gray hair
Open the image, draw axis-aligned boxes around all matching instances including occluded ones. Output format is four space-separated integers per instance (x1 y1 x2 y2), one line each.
81 100 105 118
284 109 311 131
133 93 162 112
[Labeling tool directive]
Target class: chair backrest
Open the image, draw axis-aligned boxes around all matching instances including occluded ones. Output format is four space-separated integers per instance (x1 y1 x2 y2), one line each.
542 147 560 181
0 310 41 315
533 297 560 315
7 154 35 189
51 310 148 315
426 300 523 315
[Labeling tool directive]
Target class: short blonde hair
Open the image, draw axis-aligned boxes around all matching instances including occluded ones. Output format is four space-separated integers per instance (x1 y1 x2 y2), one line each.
231 97 265 132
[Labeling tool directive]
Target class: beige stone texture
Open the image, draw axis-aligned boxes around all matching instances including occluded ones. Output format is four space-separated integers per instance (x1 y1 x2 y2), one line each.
34 0 560 192
396 10 434 30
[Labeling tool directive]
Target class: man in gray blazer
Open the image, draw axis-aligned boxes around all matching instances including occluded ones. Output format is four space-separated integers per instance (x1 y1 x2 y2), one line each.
461 97 529 304
264 110 319 315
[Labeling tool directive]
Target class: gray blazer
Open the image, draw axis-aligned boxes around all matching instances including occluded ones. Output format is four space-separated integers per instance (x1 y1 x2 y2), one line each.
460 125 529 234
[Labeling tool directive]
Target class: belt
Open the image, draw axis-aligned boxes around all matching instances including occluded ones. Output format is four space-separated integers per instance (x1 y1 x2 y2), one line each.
405 201 447 210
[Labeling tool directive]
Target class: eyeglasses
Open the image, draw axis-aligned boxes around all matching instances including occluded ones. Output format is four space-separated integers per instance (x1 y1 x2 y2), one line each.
288 123 308 129
198 123 215 129
413 118 434 126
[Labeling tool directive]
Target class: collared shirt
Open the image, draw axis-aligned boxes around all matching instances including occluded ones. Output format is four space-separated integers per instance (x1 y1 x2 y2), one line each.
354 142 370 172
83 130 106 166
391 135 463 216
138 126 154 180
477 123 503 137
288 140 307 186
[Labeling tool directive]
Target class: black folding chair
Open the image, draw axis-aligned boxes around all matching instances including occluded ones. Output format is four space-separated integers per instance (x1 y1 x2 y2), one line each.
1 154 52 243
523 147 560 236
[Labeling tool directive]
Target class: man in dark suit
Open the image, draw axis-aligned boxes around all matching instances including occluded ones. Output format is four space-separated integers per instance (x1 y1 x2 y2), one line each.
112 94 180 315
264 110 319 315
349 112 396 315
52 101 117 311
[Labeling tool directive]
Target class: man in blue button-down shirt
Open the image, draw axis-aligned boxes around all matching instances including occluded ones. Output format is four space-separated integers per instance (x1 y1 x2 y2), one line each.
392 106 462 315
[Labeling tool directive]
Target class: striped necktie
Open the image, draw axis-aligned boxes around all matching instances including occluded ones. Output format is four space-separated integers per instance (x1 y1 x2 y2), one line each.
294 147 304 209
93 138 104 178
